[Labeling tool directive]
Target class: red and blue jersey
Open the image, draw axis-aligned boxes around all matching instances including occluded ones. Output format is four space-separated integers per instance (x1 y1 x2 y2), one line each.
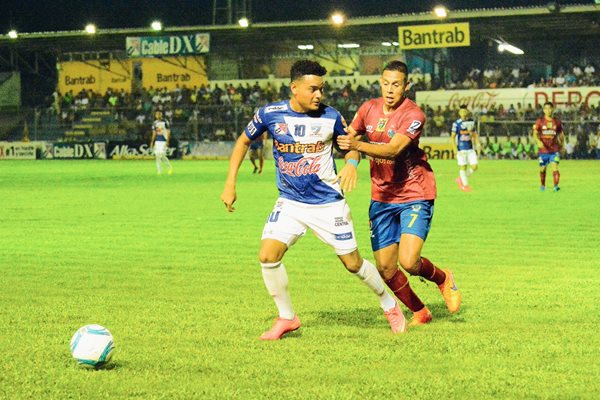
350 97 436 204
534 117 563 153
245 100 347 205
451 119 476 151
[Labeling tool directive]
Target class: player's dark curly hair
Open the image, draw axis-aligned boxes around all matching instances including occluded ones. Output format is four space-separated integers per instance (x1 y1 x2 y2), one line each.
383 60 409 75
290 60 327 81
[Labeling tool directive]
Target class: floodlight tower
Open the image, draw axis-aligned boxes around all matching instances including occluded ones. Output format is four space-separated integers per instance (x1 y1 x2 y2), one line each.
212 0 252 25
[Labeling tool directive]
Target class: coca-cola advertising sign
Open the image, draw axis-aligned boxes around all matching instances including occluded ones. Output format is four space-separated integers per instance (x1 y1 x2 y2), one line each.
417 87 600 109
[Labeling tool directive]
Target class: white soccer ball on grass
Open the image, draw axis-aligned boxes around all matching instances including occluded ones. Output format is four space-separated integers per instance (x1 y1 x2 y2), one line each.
70 324 115 368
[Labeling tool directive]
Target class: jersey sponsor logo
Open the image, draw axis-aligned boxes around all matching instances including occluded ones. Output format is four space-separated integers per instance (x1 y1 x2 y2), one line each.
334 217 349 227
376 118 388 132
411 204 422 212
246 121 257 135
277 155 322 176
373 157 395 165
265 104 288 113
274 139 325 154
275 123 288 135
541 129 556 136
335 232 353 241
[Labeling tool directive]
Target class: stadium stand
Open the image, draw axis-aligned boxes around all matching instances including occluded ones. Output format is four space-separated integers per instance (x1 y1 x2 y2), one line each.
1 4 599 158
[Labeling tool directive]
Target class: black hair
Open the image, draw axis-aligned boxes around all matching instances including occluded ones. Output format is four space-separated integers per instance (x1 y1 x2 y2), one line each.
290 60 327 81
459 105 468 110
383 60 409 75
544 102 554 107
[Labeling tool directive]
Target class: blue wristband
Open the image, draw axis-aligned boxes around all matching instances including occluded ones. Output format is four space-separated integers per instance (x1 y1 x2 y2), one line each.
346 159 359 168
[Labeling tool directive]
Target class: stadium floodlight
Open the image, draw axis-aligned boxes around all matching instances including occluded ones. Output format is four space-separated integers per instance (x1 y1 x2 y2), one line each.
238 17 249 28
85 24 97 34
297 44 314 50
392 41 399 46
330 12 345 26
8 30 18 39
151 21 162 31
493 38 524 55
433 5 448 18
337 43 360 49
381 42 392 47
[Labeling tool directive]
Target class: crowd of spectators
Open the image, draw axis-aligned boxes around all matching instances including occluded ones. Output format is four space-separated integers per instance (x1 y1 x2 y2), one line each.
36 62 600 146
443 63 598 90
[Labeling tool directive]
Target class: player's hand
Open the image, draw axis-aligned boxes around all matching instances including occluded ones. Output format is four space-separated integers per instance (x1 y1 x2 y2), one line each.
220 187 237 212
337 134 359 151
337 163 358 193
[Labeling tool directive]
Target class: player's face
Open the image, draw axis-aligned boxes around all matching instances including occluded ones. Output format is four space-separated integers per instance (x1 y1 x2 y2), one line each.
380 70 408 109
290 75 324 112
459 108 469 120
543 104 554 118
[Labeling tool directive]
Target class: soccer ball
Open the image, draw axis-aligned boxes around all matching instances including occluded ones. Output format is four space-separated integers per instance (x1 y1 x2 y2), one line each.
70 324 115 368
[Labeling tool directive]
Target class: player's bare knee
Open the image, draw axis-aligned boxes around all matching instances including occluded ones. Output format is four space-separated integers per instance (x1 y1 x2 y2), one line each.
339 251 362 273
399 256 420 275
471 165 478 171
378 262 398 280
258 250 282 265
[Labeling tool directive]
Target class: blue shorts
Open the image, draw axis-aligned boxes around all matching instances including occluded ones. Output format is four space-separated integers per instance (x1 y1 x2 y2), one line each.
369 200 434 251
538 152 560 167
249 141 264 150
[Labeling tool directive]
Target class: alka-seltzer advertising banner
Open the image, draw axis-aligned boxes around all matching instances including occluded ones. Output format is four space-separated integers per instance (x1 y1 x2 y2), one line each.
107 141 178 159
126 34 210 57
398 23 470 50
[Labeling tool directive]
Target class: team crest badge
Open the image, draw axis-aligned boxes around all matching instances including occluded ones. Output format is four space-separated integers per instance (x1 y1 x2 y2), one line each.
411 205 422 212
387 129 395 138
275 123 288 135
546 122 553 128
376 118 388 132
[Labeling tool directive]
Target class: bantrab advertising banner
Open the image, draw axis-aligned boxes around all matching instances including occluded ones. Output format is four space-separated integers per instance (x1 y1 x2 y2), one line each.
57 60 132 95
107 141 178 159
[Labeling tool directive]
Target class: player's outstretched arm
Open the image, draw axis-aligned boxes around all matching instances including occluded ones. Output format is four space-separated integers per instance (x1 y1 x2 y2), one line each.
221 133 252 212
338 130 412 160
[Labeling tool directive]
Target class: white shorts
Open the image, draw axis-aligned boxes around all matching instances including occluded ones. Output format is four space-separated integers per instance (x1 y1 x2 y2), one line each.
262 197 358 256
457 149 478 166
154 141 166 156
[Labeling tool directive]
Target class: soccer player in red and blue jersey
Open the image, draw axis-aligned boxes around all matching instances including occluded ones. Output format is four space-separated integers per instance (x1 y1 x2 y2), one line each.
533 102 565 191
337 60 462 326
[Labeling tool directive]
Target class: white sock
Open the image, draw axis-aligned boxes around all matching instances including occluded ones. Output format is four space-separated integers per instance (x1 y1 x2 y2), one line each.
459 169 468 186
155 156 161 172
261 262 295 320
163 155 172 170
354 259 397 312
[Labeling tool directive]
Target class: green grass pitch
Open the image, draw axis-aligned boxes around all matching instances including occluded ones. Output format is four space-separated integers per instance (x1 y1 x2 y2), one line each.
1 159 599 399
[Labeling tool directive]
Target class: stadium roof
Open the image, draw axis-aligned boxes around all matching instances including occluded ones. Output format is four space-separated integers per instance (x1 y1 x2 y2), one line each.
0 4 598 56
